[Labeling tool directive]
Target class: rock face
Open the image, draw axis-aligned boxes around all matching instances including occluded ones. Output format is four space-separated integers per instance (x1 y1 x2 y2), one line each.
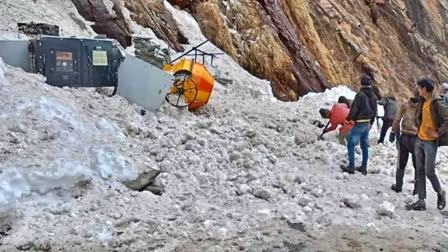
125 0 188 52
71 0 133 47
187 0 329 101
166 0 448 100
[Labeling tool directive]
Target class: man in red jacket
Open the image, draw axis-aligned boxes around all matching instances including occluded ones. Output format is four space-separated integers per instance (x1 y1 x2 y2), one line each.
319 103 355 145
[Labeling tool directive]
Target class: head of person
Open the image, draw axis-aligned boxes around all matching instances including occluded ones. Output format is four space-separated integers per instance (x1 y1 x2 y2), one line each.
319 108 330 119
338 96 349 105
410 87 420 103
417 77 434 98
442 83 448 94
361 74 373 87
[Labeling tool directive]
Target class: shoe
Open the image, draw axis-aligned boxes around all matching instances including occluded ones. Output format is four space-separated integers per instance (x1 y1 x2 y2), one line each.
437 190 446 210
355 166 367 176
391 184 402 193
340 165 354 174
406 199 426 211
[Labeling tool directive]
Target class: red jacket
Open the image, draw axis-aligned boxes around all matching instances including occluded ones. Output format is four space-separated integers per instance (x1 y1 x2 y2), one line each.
326 103 354 134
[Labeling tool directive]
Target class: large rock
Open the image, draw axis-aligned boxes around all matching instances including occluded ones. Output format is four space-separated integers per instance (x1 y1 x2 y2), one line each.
123 169 161 191
125 0 188 52
133 37 170 69
71 0 132 47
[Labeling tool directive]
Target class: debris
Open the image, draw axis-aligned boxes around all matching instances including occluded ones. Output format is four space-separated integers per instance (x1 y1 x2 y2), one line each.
17 22 59 36
342 198 361 209
286 221 306 232
123 169 161 191
376 201 395 217
251 188 271 201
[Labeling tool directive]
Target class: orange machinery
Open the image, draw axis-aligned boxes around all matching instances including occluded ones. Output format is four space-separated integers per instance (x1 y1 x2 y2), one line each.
163 58 214 110
162 40 221 110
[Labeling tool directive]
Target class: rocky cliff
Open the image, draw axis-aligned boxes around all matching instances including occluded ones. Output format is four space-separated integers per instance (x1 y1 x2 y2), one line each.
71 0 448 100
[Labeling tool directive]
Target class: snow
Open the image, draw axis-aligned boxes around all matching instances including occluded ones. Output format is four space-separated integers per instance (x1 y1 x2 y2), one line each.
0 1 447 251
0 0 95 39
0 66 138 215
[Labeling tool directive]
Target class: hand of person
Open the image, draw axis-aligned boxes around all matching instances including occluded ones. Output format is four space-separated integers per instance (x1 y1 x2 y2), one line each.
389 133 396 143
426 129 440 138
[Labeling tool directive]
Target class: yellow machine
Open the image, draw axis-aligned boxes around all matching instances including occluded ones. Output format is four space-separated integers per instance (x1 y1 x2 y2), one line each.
163 40 220 110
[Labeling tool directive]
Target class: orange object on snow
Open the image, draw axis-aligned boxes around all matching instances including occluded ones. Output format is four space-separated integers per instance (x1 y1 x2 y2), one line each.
327 103 354 134
164 58 215 110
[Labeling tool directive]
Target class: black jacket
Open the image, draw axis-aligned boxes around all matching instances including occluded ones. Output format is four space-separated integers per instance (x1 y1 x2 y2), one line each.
346 87 378 124
378 97 398 121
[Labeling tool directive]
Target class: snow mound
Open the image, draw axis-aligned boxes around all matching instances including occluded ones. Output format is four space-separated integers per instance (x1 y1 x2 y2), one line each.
0 61 137 213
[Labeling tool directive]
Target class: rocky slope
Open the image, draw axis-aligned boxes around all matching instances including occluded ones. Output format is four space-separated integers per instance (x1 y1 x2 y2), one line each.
67 0 448 101
167 0 448 100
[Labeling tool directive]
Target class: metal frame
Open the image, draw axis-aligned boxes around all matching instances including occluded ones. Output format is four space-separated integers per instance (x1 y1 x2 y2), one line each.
169 40 224 65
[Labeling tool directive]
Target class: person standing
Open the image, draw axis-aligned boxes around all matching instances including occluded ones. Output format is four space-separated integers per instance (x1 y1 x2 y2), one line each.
389 89 419 194
442 83 448 104
406 78 447 211
341 75 378 175
378 96 398 144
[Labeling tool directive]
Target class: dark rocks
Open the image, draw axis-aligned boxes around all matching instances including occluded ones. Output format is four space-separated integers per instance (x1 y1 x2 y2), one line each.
17 22 59 36
257 0 328 97
342 198 361 209
133 37 170 69
71 0 132 47
125 0 188 52
167 0 194 10
286 220 306 232
123 169 161 192
251 188 271 201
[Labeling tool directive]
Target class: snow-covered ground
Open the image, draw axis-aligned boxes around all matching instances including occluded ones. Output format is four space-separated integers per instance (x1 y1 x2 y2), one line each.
0 0 95 39
0 1 448 251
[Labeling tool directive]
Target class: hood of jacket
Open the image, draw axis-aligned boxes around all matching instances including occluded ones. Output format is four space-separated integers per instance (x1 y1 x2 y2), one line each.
360 86 375 98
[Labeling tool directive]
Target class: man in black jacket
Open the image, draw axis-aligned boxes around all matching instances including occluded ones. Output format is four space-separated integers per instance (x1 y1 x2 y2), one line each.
341 75 378 175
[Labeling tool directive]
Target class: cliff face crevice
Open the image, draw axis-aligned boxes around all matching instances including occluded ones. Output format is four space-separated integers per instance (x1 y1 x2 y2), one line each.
71 0 448 100
71 0 133 47
124 0 188 52
71 0 188 52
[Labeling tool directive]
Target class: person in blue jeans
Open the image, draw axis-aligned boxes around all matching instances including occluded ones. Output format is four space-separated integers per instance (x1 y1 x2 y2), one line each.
341 75 378 175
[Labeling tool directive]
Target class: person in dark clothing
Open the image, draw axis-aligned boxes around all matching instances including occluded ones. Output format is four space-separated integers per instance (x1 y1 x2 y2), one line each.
389 89 419 194
378 96 398 144
406 78 447 211
341 75 378 175
338 96 353 108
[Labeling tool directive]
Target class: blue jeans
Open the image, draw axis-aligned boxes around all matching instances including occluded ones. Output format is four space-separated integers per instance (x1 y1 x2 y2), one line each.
347 123 370 168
